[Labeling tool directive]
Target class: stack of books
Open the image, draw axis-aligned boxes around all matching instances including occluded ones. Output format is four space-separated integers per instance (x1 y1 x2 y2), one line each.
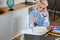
51 26 60 34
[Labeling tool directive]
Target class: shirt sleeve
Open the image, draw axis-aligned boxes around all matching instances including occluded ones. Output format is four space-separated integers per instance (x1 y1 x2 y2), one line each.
29 11 35 28
43 11 50 26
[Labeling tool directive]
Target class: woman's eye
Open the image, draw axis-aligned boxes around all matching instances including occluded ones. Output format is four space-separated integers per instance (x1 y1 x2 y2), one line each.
40 6 42 8
43 8 45 9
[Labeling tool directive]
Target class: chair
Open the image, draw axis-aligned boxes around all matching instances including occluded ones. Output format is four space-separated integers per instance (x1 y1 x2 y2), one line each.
47 0 60 20
25 15 30 29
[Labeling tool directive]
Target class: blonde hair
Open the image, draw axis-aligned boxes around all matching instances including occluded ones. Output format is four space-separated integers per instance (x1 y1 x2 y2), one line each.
37 0 48 7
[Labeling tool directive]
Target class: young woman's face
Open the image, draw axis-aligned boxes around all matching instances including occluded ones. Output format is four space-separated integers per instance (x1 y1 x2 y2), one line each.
38 3 46 12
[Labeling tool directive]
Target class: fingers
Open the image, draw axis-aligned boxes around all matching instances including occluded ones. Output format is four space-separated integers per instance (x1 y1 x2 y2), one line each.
32 18 36 24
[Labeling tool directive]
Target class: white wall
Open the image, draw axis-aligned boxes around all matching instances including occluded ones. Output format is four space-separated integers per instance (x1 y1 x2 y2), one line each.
15 0 25 4
0 0 25 7
0 8 28 40
12 8 28 37
0 14 13 40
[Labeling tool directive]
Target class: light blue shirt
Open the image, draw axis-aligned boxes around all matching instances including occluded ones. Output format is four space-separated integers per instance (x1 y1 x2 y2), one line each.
29 9 50 27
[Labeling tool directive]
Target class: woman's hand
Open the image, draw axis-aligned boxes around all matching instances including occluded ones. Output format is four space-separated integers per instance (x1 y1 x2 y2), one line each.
43 7 47 17
31 17 36 24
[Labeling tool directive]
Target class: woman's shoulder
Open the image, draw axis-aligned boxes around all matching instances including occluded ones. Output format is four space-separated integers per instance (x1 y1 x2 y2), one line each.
29 9 38 17
30 9 38 14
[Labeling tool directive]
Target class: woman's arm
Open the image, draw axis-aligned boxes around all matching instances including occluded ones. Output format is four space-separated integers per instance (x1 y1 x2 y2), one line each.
29 10 36 27
43 11 50 26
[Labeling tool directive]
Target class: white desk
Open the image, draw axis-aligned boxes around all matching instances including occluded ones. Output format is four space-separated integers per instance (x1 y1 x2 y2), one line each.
21 29 47 35
20 29 48 40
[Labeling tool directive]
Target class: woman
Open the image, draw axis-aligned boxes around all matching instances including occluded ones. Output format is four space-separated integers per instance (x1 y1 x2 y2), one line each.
29 0 50 27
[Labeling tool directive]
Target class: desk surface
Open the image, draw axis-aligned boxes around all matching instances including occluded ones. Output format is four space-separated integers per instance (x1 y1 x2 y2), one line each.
24 34 60 40
21 29 47 36
21 28 60 40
